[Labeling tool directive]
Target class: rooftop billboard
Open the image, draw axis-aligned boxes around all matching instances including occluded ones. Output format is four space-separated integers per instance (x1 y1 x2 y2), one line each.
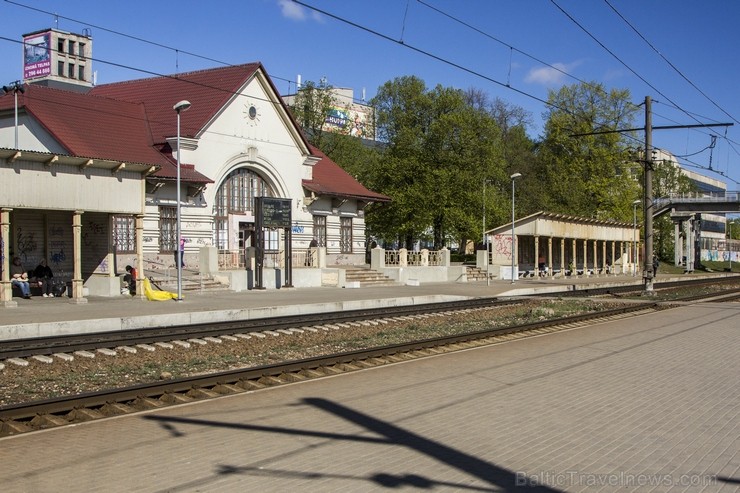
23 31 51 80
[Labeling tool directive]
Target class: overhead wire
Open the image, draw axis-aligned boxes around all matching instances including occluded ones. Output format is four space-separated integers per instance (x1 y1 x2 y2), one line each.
603 0 740 126
2 0 361 104
0 34 306 153
290 0 649 150
601 0 740 178
3 0 643 144
550 0 737 180
2 0 735 181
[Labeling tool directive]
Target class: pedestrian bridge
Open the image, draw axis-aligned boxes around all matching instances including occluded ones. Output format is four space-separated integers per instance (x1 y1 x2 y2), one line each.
653 191 740 217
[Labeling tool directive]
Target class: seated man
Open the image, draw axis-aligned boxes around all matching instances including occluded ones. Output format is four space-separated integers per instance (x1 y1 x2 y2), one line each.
33 259 54 297
123 265 137 295
10 256 32 299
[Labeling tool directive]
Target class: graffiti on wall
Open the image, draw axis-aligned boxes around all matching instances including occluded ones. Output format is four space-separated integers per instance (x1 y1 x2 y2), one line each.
492 234 513 261
49 243 66 265
15 227 38 261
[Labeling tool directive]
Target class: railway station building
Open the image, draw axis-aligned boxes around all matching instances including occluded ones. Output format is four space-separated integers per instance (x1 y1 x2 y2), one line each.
0 28 389 305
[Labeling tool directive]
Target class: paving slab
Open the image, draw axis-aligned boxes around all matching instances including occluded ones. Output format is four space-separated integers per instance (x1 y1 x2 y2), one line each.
0 302 737 492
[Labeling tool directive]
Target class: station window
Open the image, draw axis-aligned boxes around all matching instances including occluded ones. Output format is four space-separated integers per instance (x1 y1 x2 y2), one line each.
313 215 326 247
112 215 136 253
159 206 177 252
340 217 352 253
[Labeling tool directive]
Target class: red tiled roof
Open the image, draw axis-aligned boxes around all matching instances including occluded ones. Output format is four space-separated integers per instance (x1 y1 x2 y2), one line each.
303 145 390 203
3 84 168 165
90 63 263 145
1 84 211 183
3 64 389 199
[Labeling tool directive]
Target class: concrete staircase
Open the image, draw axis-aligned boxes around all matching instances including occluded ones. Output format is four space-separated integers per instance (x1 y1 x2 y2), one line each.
343 266 398 287
146 269 230 294
466 265 490 281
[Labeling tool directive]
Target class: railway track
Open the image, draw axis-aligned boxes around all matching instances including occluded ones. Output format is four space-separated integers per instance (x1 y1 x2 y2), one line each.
1 281 737 437
2 276 737 362
0 297 518 361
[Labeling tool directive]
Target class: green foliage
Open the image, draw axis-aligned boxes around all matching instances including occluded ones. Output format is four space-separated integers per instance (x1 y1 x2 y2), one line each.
533 82 640 221
649 158 696 260
286 79 345 150
367 76 534 250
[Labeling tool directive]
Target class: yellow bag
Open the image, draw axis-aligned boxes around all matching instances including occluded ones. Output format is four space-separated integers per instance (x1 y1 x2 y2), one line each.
143 278 179 301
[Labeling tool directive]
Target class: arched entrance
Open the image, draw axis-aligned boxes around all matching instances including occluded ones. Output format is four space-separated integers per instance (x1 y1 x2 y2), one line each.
213 167 274 251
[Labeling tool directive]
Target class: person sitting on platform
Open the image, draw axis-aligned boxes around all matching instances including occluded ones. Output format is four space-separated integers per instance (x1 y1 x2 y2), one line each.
33 259 54 298
124 265 137 295
11 256 32 299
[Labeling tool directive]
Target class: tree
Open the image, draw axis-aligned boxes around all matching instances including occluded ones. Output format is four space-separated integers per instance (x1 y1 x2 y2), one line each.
369 77 507 250
535 82 640 221
286 79 344 150
650 157 695 261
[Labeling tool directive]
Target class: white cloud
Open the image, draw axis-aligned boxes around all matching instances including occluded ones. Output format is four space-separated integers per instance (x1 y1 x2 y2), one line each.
277 0 323 22
525 61 580 86
278 0 306 21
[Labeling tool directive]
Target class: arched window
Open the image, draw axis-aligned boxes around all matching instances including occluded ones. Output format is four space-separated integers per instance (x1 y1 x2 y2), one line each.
213 168 273 249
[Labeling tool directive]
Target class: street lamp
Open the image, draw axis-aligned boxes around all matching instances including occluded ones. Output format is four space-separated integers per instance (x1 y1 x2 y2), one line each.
729 221 733 273
510 172 522 283
632 199 640 276
2 81 25 149
482 179 491 248
173 100 191 302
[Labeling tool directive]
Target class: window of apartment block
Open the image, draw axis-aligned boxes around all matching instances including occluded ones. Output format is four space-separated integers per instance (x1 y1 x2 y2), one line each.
68 40 75 56
313 215 326 247
159 206 177 252
112 215 136 253
78 65 85 81
57 38 64 54
340 217 352 253
57 61 64 77
68 63 75 79
78 42 86 58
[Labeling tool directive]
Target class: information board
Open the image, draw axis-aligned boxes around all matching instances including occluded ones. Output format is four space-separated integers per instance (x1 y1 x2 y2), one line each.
260 197 291 228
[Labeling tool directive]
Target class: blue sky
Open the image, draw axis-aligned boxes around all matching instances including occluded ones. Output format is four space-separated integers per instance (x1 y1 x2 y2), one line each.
2 0 739 188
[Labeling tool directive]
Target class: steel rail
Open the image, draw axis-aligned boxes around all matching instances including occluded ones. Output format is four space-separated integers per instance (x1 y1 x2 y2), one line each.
3 276 737 361
1 301 660 427
0 297 516 360
4 281 738 435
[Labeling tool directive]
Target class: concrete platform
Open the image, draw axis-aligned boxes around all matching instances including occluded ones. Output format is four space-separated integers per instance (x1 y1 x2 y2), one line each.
0 272 665 340
0 301 737 492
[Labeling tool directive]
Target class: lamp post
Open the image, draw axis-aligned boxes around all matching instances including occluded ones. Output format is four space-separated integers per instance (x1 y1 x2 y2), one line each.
173 100 191 302
510 172 521 283
729 221 733 273
632 199 640 276
482 179 491 248
2 81 25 149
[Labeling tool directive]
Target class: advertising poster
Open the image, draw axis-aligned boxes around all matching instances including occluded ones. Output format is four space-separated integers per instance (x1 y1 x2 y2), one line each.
24 32 51 80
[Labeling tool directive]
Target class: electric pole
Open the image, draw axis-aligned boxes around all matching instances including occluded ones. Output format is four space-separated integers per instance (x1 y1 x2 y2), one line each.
644 96 655 292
